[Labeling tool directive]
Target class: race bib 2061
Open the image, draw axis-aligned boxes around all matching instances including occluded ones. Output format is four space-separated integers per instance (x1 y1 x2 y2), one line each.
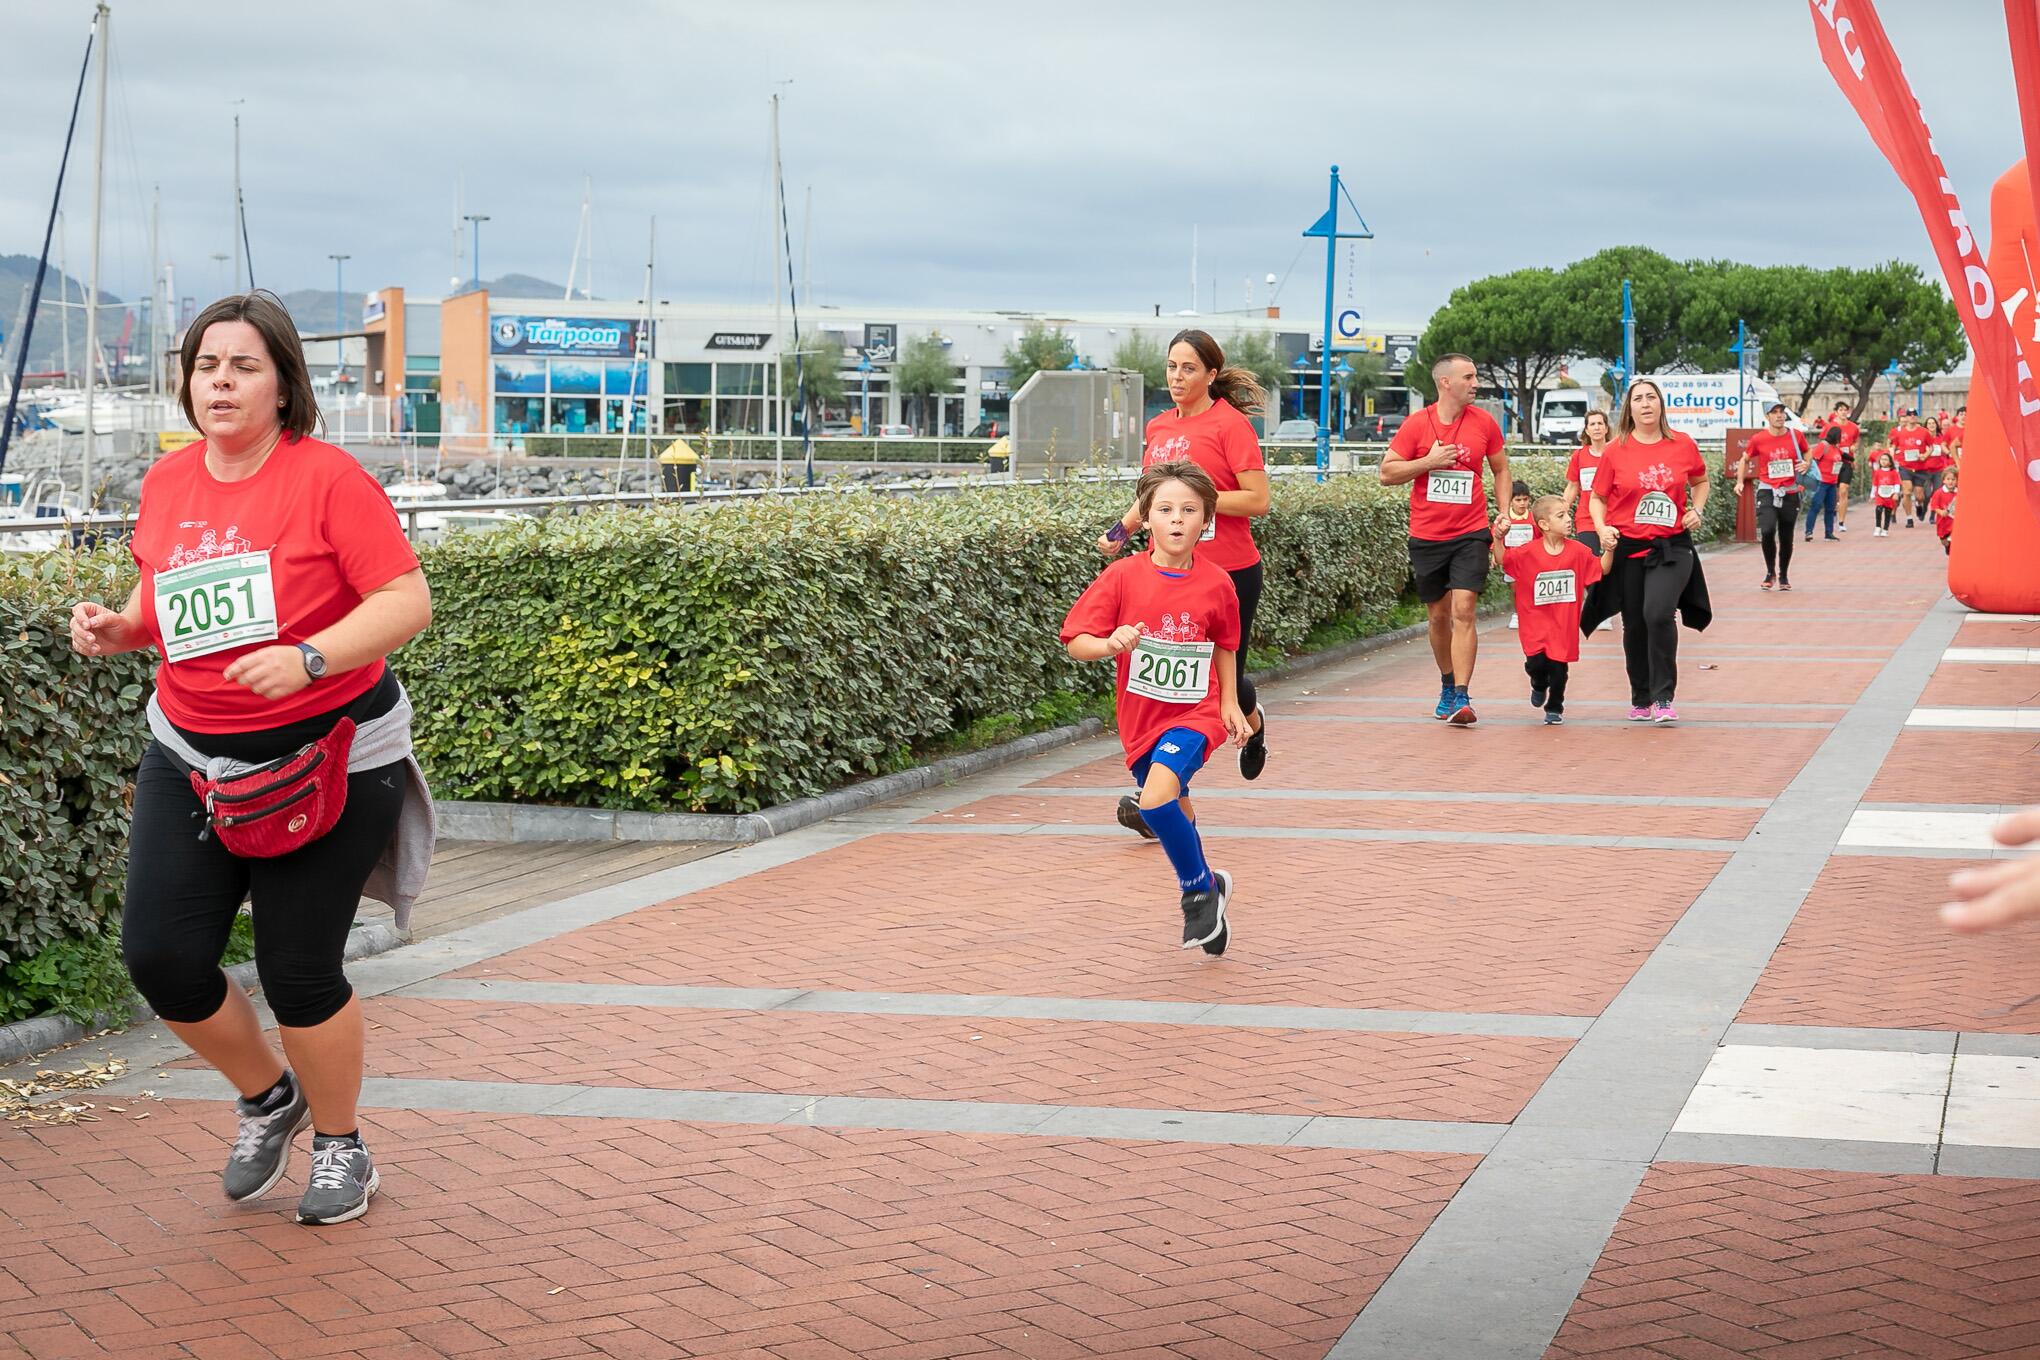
1126 636 1214 704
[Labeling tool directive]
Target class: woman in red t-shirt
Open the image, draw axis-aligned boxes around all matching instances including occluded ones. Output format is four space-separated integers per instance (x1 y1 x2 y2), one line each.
1100 329 1271 798
1588 377 1711 724
67 292 432 1226
1563 409 1613 553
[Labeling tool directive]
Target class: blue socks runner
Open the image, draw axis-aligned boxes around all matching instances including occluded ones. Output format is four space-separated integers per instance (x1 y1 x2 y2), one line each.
1138 798 1213 894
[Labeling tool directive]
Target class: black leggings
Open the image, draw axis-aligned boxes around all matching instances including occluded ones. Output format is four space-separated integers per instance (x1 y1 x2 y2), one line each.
1757 490 1799 578
122 674 405 1030
1228 561 1263 715
1609 549 1694 707
1876 501 1897 530
1524 653 1570 713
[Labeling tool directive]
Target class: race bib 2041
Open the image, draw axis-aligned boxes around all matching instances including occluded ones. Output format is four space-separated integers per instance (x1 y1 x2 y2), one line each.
1426 470 1474 505
1126 636 1214 704
1634 491 1680 529
154 551 279 663
1532 570 1577 606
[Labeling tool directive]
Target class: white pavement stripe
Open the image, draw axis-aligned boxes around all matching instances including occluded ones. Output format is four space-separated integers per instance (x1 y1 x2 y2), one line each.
1839 809 2014 852
1675 1046 2040 1153
1943 647 2040 664
1960 613 2040 623
1906 707 2040 730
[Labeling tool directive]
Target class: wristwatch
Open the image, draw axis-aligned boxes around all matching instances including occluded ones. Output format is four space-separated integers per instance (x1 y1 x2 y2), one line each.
297 643 329 680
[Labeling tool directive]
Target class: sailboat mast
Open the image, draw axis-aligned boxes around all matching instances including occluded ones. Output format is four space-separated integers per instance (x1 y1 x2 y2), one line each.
230 105 243 291
58 213 72 386
82 0 109 502
770 93 785 482
148 185 160 404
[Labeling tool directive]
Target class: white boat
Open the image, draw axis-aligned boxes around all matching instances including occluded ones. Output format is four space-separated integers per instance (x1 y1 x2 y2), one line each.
0 475 79 553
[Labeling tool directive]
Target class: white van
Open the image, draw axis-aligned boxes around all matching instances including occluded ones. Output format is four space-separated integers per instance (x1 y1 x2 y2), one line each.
1537 388 1602 445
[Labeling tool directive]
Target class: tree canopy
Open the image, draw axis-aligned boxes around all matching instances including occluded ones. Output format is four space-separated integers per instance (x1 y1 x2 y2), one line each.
894 333 960 432
1412 249 1965 433
1002 322 1077 395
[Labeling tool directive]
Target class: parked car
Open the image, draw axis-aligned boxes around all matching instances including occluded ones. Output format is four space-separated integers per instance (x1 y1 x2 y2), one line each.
1350 412 1406 441
1269 418 1319 443
876 424 917 439
816 420 857 438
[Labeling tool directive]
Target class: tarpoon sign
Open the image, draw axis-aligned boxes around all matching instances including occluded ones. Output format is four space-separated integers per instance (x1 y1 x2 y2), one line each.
490 315 646 360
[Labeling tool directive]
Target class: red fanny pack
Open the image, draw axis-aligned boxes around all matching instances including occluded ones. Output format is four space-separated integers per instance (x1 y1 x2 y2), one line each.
188 719 355 858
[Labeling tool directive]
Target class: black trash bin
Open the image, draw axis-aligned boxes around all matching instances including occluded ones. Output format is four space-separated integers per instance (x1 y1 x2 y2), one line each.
659 440 700 492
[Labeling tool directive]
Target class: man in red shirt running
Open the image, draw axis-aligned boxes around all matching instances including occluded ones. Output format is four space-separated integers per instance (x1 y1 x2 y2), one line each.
1381 353 1510 725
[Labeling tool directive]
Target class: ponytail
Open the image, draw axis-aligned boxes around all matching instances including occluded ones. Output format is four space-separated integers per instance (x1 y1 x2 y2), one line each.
1210 365 1267 416
1168 327 1267 415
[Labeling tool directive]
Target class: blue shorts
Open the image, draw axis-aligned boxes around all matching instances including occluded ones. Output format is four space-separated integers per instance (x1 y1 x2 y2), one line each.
1130 727 1210 792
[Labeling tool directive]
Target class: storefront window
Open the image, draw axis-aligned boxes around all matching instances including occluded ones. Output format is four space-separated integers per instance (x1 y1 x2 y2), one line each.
664 398 707 433
716 363 765 396
494 396 544 433
605 361 647 395
548 397 601 433
714 398 765 434
550 361 601 395
494 359 545 393
602 399 649 434
664 363 712 396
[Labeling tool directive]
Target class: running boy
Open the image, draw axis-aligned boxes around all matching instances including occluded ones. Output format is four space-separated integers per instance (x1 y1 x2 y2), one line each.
1499 480 1534 630
1870 450 1903 536
1063 459 1252 954
1494 495 1613 725
1929 467 1957 555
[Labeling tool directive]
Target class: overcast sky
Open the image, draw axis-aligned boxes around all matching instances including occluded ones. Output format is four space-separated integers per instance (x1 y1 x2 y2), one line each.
0 1 2026 330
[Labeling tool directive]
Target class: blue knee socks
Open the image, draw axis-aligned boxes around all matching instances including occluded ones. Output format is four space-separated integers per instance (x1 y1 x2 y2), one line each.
1138 799 1213 894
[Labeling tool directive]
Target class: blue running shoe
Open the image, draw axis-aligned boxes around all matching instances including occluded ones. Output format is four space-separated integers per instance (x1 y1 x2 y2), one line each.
1433 678 1455 720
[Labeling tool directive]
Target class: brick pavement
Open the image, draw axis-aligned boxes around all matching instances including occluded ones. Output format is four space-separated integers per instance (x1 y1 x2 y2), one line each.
7 526 2040 1359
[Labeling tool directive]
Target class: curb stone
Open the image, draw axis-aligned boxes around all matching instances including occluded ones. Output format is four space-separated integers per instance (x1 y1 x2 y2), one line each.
0 920 407 1067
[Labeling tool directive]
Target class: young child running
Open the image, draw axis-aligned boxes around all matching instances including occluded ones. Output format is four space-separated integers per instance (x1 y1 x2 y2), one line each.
1063 460 1252 954
1930 467 1958 555
1495 495 1613 725
1870 449 1903 536
1499 480 1535 630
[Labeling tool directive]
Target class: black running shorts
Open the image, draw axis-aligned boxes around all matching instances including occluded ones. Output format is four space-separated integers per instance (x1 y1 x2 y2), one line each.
1407 529 1492 604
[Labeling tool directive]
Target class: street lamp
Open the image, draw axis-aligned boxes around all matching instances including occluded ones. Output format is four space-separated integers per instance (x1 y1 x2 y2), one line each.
210 252 230 296
1333 357 1353 441
857 352 872 436
462 214 490 291
328 253 350 380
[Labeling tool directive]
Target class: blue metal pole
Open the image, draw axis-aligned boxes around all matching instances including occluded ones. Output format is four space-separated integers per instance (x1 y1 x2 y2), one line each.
1316 165 1337 483
1734 318 1747 427
1620 279 1635 404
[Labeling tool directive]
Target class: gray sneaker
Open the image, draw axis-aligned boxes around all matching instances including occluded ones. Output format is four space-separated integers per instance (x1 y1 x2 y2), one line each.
296 1136 379 1225
222 1072 309 1202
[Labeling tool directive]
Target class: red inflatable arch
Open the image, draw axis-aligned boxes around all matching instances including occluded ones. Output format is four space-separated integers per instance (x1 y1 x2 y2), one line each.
1951 161 2040 615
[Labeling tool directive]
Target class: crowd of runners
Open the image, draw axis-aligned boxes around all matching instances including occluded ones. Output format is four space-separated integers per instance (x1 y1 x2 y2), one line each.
52 307 2001 1229
1063 342 1971 961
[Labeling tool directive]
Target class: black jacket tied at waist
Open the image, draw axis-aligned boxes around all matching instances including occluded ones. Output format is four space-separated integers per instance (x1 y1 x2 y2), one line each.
1579 531 1713 635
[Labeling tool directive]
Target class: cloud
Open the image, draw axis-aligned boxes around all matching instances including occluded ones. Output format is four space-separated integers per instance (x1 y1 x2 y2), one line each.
0 0 2020 330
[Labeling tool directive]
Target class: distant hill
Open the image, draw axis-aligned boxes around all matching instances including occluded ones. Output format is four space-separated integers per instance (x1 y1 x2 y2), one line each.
0 253 124 381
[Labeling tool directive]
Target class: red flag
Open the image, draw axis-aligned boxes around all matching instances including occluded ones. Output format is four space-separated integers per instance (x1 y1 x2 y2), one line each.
1810 0 2040 525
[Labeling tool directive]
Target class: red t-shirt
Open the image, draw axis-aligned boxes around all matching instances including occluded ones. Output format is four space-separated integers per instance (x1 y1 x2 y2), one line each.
1595 431 1707 541
1891 425 1929 468
1140 400 1264 571
1929 486 1957 537
1921 436 1952 472
1871 467 1904 502
1389 404 1507 542
1565 443 1608 505
1061 553 1242 769
1502 538 1603 665
131 436 420 733
1812 442 1843 484
1827 418 1860 449
1743 431 1807 488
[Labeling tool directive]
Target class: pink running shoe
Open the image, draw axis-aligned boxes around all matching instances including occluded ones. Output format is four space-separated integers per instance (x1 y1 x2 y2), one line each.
1652 702 1678 724
1628 705 1652 721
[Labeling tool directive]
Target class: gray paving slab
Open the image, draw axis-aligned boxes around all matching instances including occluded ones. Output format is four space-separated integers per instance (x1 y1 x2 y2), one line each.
1290 1116 1506 1155
1656 1132 1939 1174
894 823 1746 852
1329 594 1969 1360
1726 1023 1960 1054
1278 713 1836 730
1936 1145 2040 1178
1006 788 1773 808
1955 1033 2040 1059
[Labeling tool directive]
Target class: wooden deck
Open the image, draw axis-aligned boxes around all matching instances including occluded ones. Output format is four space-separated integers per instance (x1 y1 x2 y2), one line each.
354 838 729 941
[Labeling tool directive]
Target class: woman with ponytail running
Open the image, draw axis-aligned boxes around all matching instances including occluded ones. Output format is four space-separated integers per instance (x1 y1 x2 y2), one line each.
1100 330 1271 838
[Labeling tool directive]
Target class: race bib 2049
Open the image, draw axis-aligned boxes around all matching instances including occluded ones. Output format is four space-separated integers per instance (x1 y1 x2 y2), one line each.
1634 491 1680 529
1126 636 1214 704
1425 470 1475 504
154 551 280 662
1766 458 1796 481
